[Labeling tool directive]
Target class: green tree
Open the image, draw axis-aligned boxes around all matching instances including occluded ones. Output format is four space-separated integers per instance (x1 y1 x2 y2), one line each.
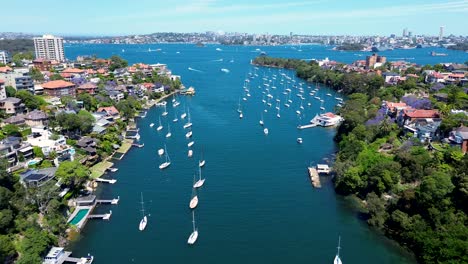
2 124 21 137
33 147 44 159
15 90 46 110
49 73 64 81
29 67 44 82
108 55 128 71
0 235 15 263
366 192 387 229
5 86 16 97
55 161 89 187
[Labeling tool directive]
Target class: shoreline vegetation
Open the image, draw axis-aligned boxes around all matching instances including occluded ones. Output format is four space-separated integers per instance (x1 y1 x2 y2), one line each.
0 55 187 263
253 56 468 264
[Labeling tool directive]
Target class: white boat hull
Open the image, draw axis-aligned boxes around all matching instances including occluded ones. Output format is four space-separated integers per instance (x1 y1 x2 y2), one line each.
199 160 205 167
159 162 171 170
187 230 198 245
193 179 205 188
189 196 198 209
158 149 164 156
139 216 147 231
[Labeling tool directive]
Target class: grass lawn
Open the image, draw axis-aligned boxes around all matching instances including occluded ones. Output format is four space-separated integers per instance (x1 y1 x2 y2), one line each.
90 160 114 179
116 139 133 154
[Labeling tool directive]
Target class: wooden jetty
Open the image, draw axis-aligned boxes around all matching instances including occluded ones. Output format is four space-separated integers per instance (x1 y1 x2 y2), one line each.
89 210 112 220
95 178 117 184
97 196 120 205
298 123 318 130
308 167 322 188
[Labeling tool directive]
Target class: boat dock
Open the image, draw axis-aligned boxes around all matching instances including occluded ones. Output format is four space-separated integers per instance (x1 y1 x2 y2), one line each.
89 210 112 220
97 196 120 204
132 143 145 148
298 123 318 129
308 167 322 188
95 178 117 184
43 247 93 264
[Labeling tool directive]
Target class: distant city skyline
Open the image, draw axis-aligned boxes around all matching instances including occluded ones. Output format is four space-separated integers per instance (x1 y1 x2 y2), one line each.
3 0 468 36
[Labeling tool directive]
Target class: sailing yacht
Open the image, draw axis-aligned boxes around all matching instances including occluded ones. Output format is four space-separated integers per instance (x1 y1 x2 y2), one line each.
186 130 193 138
188 149 193 158
139 193 147 231
183 109 193 129
264 128 269 135
199 150 205 167
187 211 198 245
259 113 264 126
159 145 171 169
166 124 172 138
149 123 154 127
188 141 195 147
173 111 178 122
277 104 281 118
162 104 168 116
193 166 205 188
237 98 242 113
334 236 343 264
156 117 163 131
239 111 243 119
158 148 164 156
320 101 325 111
189 175 199 209
181 112 187 119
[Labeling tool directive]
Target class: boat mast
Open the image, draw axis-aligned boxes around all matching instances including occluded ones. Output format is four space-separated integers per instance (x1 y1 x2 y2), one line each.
140 192 145 217
337 236 341 257
192 211 196 231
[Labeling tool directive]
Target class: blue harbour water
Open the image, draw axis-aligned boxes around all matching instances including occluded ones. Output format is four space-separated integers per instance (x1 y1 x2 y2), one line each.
66 44 467 263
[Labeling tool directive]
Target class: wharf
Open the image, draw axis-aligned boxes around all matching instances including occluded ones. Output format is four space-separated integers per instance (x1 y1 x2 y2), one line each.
308 167 322 188
97 197 120 204
298 123 318 129
89 210 112 220
95 178 117 184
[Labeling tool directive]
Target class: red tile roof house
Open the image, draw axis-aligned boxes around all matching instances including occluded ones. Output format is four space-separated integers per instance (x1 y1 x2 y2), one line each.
42 80 76 97
383 101 409 115
77 82 97 95
398 109 440 126
97 106 120 120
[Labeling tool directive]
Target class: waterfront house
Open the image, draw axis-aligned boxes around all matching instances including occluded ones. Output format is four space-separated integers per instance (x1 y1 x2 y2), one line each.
43 247 67 264
0 97 26 114
76 137 98 156
97 106 120 120
425 72 446 83
382 72 401 85
77 82 97 95
383 101 409 116
25 110 49 127
104 87 124 101
42 80 76 97
0 137 34 170
75 195 97 206
20 167 57 188
449 126 468 154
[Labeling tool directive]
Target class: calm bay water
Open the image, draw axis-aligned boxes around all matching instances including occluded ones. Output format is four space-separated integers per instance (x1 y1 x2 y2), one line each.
65 44 467 263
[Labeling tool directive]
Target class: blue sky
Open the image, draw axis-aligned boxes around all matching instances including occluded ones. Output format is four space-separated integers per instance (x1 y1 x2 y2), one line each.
4 0 468 36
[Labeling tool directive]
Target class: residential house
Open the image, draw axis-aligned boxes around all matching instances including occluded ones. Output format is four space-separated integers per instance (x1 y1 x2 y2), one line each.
0 79 6 100
33 58 57 71
77 82 97 95
449 126 468 154
26 127 74 159
382 72 401 85
383 101 409 116
404 118 442 142
24 110 49 127
425 72 446 83
398 109 440 126
42 80 76 97
20 167 57 188
104 87 124 101
97 106 120 120
2 114 26 126
0 68 34 92
76 137 98 156
0 137 34 170
0 97 26 114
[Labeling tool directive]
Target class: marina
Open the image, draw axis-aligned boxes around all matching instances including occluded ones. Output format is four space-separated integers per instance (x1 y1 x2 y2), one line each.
67 44 417 264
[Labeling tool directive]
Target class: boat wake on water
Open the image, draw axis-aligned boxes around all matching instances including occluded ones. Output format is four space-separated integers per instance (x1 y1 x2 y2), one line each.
212 58 223 62
188 67 203 73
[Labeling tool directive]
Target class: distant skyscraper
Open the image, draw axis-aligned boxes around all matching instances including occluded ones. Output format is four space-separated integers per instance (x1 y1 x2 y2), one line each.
33 35 65 62
439 26 444 41
290 32 293 38
402 28 408 37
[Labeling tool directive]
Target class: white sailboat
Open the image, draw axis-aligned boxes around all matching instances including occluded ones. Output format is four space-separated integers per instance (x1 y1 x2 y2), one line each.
156 117 163 131
187 211 198 245
166 124 172 138
277 104 281 118
193 166 205 188
158 148 164 156
161 104 168 116
159 144 171 169
237 98 242 113
173 111 178 122
320 101 325 111
259 113 264 126
188 149 193 158
334 236 343 264
181 112 187 119
188 141 195 148
139 192 147 231
149 123 154 127
183 109 193 129
186 130 193 138
264 128 269 135
189 175 199 209
199 150 205 167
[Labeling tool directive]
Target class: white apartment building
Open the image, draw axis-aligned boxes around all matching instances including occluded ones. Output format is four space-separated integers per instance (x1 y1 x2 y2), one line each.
33 35 65 62
0 50 11 64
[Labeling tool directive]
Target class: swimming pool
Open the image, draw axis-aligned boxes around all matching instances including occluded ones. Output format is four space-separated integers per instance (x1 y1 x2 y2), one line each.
69 209 89 225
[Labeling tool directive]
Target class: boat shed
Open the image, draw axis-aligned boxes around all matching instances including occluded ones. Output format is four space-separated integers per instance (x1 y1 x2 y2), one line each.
316 164 330 174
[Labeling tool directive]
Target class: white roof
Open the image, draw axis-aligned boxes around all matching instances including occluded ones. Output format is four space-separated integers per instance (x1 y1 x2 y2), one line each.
317 164 329 169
